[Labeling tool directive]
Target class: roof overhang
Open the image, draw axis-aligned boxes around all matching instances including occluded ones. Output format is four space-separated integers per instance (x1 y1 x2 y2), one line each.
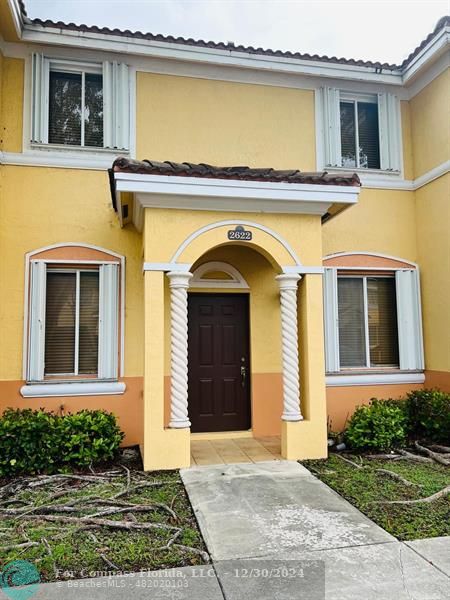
111 171 360 231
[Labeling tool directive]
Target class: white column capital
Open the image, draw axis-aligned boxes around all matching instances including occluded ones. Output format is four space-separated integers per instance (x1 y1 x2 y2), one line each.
167 271 193 289
276 273 302 291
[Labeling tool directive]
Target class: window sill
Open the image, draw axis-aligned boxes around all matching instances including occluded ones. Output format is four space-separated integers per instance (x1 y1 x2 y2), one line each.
1 147 130 171
20 381 126 398
30 143 128 154
325 372 424 387
325 166 401 177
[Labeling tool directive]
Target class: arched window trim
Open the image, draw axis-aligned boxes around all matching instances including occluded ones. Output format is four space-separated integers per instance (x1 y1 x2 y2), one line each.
190 262 249 289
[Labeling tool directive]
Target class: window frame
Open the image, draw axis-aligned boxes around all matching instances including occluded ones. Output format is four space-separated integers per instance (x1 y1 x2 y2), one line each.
48 62 103 149
44 267 100 378
29 55 131 156
339 92 380 170
22 245 125 392
317 87 402 175
337 273 399 371
323 258 424 386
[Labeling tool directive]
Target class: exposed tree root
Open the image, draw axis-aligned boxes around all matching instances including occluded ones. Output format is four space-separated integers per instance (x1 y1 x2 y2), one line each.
16 514 181 532
374 469 421 487
0 541 40 551
396 449 433 463
430 444 450 454
335 454 363 469
373 485 450 505
414 442 450 466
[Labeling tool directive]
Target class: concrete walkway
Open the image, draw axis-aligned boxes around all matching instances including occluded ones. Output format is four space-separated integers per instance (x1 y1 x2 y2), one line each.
181 460 450 600
27 461 450 599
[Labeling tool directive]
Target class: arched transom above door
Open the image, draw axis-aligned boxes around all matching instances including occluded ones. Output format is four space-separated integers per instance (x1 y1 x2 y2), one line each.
190 261 250 289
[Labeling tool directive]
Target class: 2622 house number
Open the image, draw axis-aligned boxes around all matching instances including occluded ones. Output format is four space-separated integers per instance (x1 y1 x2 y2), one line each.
227 226 252 241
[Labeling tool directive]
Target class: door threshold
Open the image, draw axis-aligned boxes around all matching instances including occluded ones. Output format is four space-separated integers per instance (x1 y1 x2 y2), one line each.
190 430 253 441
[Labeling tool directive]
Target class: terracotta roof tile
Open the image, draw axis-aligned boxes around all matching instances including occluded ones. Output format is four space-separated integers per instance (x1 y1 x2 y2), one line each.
111 157 361 187
18 0 449 73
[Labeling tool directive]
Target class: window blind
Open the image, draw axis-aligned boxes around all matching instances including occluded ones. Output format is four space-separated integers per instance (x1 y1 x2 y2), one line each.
78 272 100 374
84 74 103 147
367 278 399 366
357 102 380 169
337 278 366 367
48 72 82 146
45 272 76 374
340 102 357 167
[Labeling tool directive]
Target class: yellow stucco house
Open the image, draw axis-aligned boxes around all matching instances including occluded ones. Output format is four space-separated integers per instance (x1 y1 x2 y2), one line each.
0 0 449 470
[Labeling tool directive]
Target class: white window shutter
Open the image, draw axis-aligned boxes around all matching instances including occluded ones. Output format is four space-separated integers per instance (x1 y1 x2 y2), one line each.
321 87 341 167
103 61 130 150
31 53 49 143
378 92 401 172
323 267 340 372
395 269 424 370
98 264 120 379
27 261 46 381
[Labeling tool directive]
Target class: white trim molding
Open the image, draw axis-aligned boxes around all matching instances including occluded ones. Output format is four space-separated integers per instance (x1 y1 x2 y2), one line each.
170 219 303 266
323 251 418 269
114 173 360 231
191 262 249 289
326 372 425 387
22 243 126 380
20 381 126 398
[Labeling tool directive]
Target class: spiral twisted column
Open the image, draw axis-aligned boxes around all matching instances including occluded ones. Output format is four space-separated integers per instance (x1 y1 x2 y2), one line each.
276 274 303 421
167 271 193 428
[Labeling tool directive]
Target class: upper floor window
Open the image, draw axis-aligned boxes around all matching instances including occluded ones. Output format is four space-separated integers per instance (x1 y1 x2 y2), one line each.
319 87 401 172
340 96 380 169
31 54 130 151
49 69 103 148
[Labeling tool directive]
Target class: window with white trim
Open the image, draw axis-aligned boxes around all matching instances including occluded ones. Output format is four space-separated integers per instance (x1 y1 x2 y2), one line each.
323 267 423 373
319 88 401 172
31 54 130 150
27 261 119 382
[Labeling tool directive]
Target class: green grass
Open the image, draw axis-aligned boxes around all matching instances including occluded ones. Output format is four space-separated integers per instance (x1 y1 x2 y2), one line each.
302 454 450 541
0 469 207 583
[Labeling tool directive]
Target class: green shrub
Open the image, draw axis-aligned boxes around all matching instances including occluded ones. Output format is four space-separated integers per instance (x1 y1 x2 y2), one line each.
0 408 124 476
405 389 450 442
345 399 407 451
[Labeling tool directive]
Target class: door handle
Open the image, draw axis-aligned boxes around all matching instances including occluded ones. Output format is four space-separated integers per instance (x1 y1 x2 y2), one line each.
240 365 247 387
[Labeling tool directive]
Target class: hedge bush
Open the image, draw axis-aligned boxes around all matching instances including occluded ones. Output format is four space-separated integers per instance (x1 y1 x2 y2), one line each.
345 399 408 451
0 408 124 476
405 389 450 442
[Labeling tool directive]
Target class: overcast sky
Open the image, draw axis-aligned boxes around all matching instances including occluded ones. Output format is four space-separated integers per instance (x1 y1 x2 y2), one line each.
25 0 448 64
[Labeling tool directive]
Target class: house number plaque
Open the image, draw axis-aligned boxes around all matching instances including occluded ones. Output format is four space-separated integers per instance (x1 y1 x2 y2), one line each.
227 226 252 241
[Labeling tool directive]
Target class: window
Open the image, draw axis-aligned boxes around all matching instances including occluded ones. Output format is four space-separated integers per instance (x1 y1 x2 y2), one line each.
323 266 424 375
340 100 380 169
48 71 103 148
319 87 401 172
26 260 120 383
45 270 100 376
337 276 399 369
31 55 130 150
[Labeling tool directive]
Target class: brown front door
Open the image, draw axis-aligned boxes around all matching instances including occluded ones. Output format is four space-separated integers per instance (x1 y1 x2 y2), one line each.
188 294 251 432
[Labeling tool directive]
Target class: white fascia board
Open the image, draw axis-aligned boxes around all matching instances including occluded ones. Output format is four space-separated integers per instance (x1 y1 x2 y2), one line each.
21 381 126 397
21 25 403 85
402 27 450 85
115 173 360 211
326 372 425 387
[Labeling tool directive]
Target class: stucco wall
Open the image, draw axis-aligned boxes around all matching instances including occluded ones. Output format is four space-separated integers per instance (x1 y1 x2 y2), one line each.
136 72 316 169
0 56 23 152
409 69 450 178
